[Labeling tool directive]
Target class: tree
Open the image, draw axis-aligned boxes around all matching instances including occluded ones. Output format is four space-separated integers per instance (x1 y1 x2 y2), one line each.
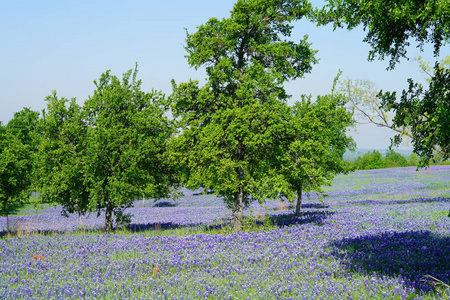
35 93 91 223
314 0 450 167
354 150 384 170
6 107 40 147
171 0 318 231
83 67 175 232
0 129 31 232
0 108 39 233
384 149 409 168
278 90 355 216
36 67 175 233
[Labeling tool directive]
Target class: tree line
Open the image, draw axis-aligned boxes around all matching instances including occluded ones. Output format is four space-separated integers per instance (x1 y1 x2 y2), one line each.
350 150 450 171
1 0 448 233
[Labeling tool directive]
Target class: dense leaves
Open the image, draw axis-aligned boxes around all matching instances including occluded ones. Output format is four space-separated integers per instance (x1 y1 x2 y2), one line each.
35 93 90 220
0 109 38 231
276 88 355 216
35 67 175 233
83 67 175 232
0 131 30 224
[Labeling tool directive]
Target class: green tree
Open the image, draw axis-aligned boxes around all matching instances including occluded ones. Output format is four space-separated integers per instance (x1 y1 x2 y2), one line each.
408 153 419 167
278 90 355 216
6 107 40 147
83 67 175 233
315 0 450 166
384 149 409 168
37 67 175 233
0 129 31 232
354 150 384 170
35 93 90 222
171 0 318 231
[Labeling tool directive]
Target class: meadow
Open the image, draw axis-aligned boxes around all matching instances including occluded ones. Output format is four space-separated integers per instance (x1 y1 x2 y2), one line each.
1 166 450 299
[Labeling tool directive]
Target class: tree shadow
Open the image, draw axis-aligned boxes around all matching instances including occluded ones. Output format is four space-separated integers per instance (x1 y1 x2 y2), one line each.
152 201 178 207
348 197 450 206
330 230 450 293
126 222 184 232
302 203 329 209
270 210 335 227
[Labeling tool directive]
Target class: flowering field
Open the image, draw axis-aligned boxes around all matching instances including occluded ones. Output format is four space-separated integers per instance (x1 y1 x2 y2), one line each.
1 166 450 299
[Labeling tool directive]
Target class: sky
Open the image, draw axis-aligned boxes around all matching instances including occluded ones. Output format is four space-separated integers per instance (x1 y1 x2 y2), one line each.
1 0 448 150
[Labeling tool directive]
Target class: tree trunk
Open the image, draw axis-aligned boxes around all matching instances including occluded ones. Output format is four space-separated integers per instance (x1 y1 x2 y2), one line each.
105 202 114 233
233 186 244 232
295 184 303 217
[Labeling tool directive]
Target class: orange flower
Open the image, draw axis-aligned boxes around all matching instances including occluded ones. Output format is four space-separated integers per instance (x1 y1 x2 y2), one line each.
334 225 338 228
33 255 46 260
152 266 161 276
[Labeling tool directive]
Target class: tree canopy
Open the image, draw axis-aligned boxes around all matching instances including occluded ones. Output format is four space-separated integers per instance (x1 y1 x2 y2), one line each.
36 67 175 233
171 0 318 231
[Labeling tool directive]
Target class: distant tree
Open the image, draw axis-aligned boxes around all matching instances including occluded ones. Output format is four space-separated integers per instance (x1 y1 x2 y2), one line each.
278 90 355 216
408 153 419 167
314 0 450 167
171 0 317 231
37 67 175 233
383 149 409 168
0 130 31 232
354 150 384 170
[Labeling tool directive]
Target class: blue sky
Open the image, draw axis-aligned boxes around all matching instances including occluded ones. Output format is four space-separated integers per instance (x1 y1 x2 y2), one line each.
1 0 448 150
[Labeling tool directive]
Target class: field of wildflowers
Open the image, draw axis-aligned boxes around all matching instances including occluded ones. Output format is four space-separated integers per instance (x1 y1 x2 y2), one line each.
1 166 450 299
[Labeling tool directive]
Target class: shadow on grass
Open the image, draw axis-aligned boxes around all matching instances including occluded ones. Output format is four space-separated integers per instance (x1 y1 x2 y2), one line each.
270 210 335 227
331 230 450 293
127 222 183 232
125 209 335 233
153 201 178 207
347 197 450 206
0 205 334 237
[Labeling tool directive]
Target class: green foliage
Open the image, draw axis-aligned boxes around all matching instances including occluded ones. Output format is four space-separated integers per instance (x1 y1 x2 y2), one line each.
408 153 420 167
381 65 450 166
35 93 90 219
83 67 175 232
0 110 37 231
353 150 410 170
5 107 40 147
353 150 385 170
315 0 450 69
35 66 175 233
384 149 409 168
276 85 355 216
171 0 318 231
0 131 31 226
